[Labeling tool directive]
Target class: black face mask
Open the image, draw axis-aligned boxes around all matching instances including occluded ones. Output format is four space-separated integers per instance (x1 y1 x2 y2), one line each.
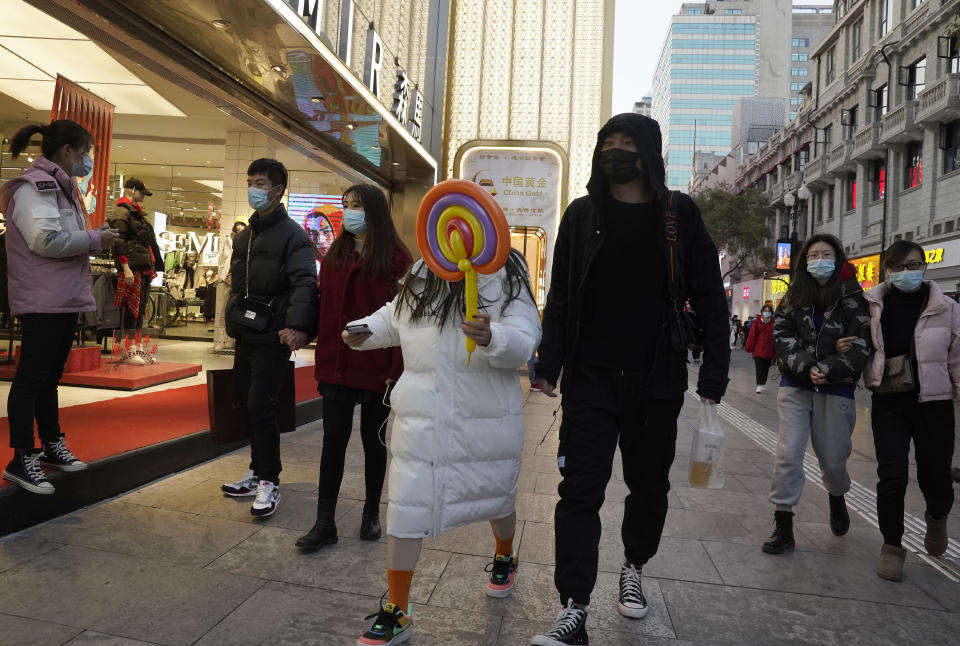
599 148 642 184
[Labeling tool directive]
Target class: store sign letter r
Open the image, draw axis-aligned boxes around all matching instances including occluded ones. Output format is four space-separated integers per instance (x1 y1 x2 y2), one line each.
364 28 383 96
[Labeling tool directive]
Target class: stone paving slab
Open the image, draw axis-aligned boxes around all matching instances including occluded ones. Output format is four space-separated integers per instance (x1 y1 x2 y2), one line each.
0 613 82 646
64 632 161 645
659 578 960 646
0 535 63 574
17 501 260 567
0 545 263 646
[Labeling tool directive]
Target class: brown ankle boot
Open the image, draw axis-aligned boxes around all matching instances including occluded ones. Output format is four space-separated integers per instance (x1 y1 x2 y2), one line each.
876 543 906 582
924 511 948 556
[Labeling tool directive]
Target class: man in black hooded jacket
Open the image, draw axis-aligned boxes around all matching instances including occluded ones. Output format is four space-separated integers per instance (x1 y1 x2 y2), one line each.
530 114 730 646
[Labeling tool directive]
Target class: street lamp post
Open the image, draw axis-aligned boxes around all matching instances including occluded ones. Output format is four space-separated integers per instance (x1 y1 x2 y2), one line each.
784 184 809 241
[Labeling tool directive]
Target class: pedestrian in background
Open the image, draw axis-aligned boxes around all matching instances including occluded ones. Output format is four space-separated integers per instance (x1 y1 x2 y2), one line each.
221 158 318 517
741 315 753 349
764 234 871 555
0 120 118 494
745 304 776 394
863 241 959 581
296 183 411 550
345 250 540 646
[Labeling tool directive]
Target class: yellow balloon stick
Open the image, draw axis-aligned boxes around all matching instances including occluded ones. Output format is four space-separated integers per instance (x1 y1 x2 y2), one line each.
451 230 478 366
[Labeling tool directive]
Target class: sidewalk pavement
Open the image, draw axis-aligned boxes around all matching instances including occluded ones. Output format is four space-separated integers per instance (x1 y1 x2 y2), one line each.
0 350 957 645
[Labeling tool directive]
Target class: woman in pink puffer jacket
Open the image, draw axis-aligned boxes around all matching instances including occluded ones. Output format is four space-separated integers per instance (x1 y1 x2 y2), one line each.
862 240 960 582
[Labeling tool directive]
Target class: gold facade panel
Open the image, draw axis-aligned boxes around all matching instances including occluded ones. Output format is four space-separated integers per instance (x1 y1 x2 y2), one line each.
509 1 544 140
478 0 514 139
445 0 613 205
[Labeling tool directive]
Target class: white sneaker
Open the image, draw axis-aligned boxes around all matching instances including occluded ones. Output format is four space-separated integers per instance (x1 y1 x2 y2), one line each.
221 469 259 497
251 480 280 517
755 385 763 394
760 385 766 393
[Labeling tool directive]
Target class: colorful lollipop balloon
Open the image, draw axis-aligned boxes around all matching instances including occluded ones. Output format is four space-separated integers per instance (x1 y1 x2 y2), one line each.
416 179 512 365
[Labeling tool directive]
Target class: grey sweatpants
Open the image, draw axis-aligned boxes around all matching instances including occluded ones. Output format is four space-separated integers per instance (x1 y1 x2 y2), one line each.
769 386 856 510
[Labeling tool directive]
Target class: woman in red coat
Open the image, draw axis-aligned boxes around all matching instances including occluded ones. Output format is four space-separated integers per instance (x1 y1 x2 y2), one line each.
297 184 412 551
745 303 776 393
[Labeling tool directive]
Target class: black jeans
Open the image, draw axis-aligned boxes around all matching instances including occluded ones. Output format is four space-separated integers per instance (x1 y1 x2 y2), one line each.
754 357 772 385
234 338 291 483
871 395 955 546
8 313 77 450
554 368 684 606
121 277 151 331
317 394 390 512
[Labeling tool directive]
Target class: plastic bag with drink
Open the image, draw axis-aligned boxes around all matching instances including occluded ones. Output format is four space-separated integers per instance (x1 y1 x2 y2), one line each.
688 400 725 488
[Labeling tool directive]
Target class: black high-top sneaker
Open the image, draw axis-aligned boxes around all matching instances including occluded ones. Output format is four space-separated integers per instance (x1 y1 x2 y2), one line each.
3 451 55 494
39 436 87 472
530 599 588 645
761 510 795 554
617 562 648 618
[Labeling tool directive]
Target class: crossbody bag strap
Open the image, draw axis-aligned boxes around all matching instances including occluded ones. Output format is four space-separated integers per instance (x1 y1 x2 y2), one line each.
244 231 252 300
664 191 681 308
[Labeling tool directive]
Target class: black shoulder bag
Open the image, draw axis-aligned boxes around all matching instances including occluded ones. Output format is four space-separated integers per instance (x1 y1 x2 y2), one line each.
664 192 703 351
227 233 277 333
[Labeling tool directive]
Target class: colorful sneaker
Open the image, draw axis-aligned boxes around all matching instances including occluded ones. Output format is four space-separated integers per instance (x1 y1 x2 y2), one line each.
221 469 259 497
530 382 544 393
358 602 412 645
39 436 87 472
3 451 55 495
250 480 280 517
530 599 588 645
486 552 518 598
617 562 648 618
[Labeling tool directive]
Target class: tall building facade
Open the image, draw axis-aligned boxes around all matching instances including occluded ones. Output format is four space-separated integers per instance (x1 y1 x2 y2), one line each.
442 0 615 201
789 6 836 121
735 0 960 296
652 0 835 191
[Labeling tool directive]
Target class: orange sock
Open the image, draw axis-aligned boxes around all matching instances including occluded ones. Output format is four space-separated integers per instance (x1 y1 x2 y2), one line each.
494 533 514 557
387 569 414 613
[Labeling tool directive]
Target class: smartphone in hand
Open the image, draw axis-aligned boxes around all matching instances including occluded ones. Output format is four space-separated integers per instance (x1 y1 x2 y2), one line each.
345 323 372 334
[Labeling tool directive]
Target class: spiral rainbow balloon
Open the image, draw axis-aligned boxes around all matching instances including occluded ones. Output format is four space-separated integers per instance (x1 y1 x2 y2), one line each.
416 179 512 365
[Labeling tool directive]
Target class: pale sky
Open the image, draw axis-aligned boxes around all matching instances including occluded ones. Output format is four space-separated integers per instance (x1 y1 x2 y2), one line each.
612 0 837 116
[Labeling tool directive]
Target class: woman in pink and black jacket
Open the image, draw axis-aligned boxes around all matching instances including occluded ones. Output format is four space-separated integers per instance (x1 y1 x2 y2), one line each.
0 121 117 495
745 303 776 394
863 240 960 582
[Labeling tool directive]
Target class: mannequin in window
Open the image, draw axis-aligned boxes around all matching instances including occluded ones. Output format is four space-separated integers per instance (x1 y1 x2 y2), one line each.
110 177 162 365
183 250 198 289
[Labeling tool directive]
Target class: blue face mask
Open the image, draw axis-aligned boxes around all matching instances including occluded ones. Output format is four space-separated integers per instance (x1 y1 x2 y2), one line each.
71 154 93 178
342 208 367 234
247 186 274 212
889 269 924 293
807 259 835 280
762 311 772 320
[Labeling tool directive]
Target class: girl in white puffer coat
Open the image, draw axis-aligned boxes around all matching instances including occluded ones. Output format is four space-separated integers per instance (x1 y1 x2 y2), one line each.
345 250 541 646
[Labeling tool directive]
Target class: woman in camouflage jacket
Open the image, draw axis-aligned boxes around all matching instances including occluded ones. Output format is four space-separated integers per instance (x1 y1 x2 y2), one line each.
762 234 872 555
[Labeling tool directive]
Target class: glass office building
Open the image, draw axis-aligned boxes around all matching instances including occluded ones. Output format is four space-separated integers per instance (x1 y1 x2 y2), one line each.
653 8 764 191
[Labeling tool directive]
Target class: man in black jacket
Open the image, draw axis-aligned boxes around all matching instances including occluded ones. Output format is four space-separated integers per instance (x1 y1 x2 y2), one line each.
220 158 318 518
530 113 730 646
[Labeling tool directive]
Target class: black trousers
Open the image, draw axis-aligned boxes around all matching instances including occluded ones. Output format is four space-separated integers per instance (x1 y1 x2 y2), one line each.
8 313 77 450
234 338 291 483
754 357 772 385
554 368 684 606
871 395 955 546
317 394 390 512
121 277 151 331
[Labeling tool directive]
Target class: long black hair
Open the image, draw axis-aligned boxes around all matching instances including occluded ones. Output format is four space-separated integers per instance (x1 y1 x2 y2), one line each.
396 249 535 328
784 233 848 310
325 183 411 279
9 120 91 159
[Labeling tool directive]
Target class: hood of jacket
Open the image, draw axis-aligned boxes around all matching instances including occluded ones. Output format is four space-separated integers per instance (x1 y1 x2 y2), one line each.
586 113 668 206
